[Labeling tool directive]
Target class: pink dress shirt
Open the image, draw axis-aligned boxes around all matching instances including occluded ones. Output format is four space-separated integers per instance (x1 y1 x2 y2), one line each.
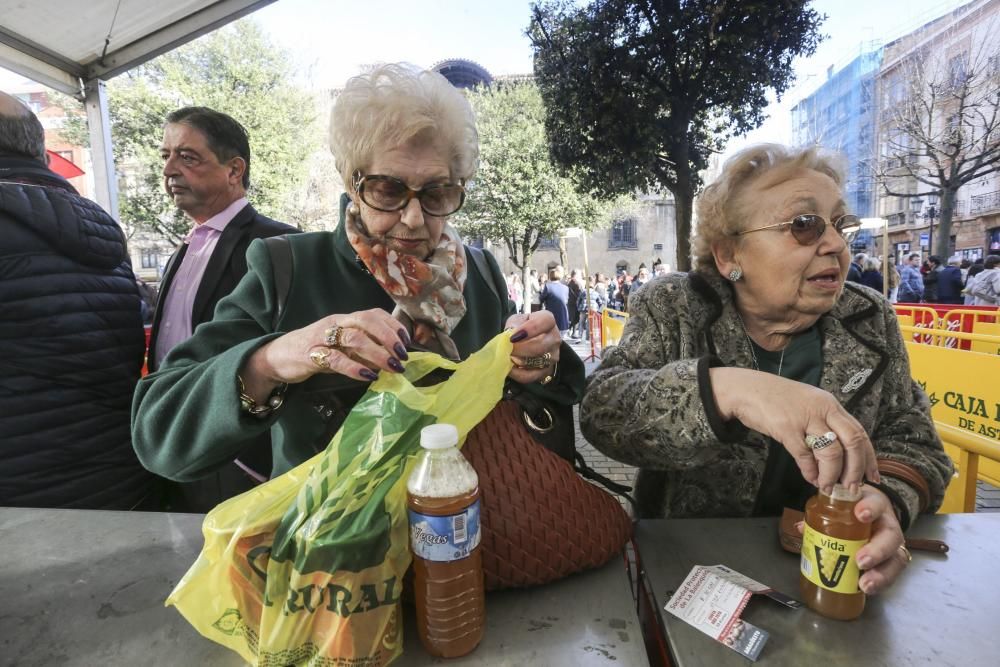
154 197 248 364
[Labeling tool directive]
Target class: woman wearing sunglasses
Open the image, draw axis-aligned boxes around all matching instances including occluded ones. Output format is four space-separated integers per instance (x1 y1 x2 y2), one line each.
581 144 952 595
133 64 581 487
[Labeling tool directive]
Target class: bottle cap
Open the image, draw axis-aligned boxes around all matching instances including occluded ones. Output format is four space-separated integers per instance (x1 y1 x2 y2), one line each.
420 423 459 450
829 483 862 502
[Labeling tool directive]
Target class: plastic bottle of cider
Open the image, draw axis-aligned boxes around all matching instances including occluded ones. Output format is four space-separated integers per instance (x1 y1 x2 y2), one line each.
799 484 872 620
407 423 485 657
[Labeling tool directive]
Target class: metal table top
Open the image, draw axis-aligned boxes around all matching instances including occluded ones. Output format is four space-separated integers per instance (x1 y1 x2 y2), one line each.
634 513 1000 667
0 507 647 666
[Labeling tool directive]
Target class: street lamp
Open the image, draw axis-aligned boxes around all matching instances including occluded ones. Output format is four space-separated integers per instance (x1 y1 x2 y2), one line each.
925 195 938 257
912 195 939 256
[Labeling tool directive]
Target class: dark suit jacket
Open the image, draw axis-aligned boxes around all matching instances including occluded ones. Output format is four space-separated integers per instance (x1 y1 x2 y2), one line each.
148 202 299 371
146 201 298 511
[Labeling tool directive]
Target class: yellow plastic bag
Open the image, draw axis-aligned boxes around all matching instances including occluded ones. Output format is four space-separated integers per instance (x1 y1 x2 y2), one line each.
166 333 513 666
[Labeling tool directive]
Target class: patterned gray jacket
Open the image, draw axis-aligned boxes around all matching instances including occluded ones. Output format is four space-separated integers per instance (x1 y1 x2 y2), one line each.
580 271 954 527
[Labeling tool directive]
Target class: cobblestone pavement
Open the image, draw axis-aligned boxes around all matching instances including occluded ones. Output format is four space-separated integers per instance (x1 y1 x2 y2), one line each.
564 336 1000 514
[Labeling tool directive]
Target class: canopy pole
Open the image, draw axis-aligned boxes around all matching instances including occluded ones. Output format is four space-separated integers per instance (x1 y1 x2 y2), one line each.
84 79 119 222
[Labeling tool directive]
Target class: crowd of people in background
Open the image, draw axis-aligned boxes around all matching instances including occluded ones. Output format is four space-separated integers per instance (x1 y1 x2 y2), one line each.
504 260 673 341
847 250 1000 306
506 248 1000 335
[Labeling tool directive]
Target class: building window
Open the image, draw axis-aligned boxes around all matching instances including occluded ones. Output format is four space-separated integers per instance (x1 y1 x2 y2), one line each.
537 235 559 250
988 228 1000 252
948 53 968 89
608 217 638 249
141 248 160 269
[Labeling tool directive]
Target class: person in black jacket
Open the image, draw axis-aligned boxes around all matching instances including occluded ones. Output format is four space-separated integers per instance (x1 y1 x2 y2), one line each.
0 91 162 510
936 256 964 304
148 106 300 512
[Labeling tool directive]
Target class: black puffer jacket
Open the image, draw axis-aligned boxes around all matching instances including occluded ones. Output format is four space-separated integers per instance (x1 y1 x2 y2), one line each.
0 158 160 509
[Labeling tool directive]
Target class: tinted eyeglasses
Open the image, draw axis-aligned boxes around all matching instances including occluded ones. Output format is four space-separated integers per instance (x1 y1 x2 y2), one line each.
736 213 862 246
353 172 466 217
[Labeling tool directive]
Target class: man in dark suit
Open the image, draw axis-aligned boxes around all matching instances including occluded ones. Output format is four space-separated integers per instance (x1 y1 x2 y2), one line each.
148 106 298 510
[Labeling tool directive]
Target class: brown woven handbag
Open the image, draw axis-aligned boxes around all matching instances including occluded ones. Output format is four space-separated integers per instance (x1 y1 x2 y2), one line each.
462 400 633 590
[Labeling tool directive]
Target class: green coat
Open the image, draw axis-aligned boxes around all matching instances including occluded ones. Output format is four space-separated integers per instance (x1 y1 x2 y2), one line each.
132 221 584 481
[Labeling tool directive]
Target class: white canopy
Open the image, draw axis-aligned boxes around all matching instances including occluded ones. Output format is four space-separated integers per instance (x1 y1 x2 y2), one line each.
0 0 277 216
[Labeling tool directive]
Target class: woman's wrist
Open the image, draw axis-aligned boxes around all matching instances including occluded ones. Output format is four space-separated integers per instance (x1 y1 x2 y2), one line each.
241 344 285 403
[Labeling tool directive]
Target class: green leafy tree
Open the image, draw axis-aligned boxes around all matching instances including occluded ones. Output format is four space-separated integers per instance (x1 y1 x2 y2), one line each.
529 0 824 271
61 20 319 243
453 81 622 310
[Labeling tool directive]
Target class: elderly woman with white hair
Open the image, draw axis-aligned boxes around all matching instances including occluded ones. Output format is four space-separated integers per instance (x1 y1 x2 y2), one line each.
580 144 953 595
133 64 581 481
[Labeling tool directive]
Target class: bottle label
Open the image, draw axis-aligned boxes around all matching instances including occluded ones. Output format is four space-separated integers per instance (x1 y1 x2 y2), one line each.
408 500 481 562
800 523 868 594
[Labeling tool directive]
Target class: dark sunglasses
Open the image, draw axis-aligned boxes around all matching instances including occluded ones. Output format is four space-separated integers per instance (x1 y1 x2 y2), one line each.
736 213 862 246
353 171 466 217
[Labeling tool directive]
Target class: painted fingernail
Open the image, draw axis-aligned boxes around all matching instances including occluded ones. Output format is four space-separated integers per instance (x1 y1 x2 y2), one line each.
857 555 873 569
360 369 378 381
398 329 411 346
859 509 873 522
394 343 409 360
510 330 528 343
388 357 404 373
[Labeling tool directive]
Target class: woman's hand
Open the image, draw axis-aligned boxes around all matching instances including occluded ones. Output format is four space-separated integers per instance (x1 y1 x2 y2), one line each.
854 485 909 595
795 485 908 594
710 367 879 492
506 310 562 385
241 309 409 400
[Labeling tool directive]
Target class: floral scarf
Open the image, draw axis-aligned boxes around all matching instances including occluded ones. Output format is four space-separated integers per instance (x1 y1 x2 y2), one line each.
345 204 467 360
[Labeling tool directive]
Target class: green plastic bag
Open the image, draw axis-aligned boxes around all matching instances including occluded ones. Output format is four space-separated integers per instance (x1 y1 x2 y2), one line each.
166 332 513 665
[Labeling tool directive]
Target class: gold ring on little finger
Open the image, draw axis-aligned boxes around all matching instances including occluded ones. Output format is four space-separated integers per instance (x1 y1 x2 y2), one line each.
324 325 345 349
898 544 913 564
310 348 332 369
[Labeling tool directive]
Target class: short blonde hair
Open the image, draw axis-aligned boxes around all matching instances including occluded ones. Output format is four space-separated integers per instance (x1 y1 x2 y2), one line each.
692 143 846 274
330 63 479 187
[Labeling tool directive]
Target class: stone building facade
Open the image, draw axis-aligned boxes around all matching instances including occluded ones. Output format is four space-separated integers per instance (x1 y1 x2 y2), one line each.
873 0 1000 264
487 193 678 279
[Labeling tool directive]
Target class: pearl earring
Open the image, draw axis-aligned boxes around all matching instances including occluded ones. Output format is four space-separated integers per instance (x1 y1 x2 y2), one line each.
347 202 360 216
728 267 743 281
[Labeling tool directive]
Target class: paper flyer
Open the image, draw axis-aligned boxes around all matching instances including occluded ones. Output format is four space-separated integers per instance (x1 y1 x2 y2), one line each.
664 565 801 661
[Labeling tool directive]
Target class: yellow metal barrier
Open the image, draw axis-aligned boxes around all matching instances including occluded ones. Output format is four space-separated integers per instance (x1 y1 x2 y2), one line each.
906 341 1000 512
601 309 628 348
900 324 1000 348
895 305 1000 351
937 423 1000 513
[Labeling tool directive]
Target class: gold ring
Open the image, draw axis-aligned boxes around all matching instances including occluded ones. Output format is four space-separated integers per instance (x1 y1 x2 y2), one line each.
324 325 345 349
309 348 331 369
522 351 554 370
540 373 555 386
898 544 912 564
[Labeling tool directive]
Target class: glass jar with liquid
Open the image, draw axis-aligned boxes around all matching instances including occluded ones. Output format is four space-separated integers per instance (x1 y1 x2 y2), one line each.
799 484 872 621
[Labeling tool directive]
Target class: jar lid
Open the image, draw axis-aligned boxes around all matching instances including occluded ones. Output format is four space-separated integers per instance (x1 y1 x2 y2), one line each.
829 483 862 502
420 423 459 450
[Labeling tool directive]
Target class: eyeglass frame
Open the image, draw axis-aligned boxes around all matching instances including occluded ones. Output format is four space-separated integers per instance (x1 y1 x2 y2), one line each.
352 170 466 217
734 213 862 246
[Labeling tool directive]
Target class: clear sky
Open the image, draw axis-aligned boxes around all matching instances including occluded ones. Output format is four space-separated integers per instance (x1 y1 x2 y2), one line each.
0 0 972 153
